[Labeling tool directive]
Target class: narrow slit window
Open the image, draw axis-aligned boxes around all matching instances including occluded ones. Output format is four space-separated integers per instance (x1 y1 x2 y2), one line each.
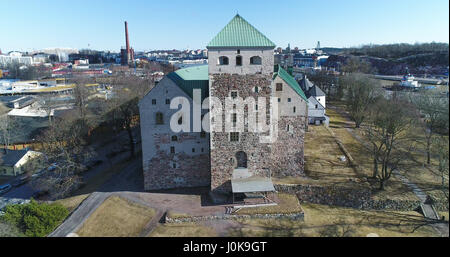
236 55 242 66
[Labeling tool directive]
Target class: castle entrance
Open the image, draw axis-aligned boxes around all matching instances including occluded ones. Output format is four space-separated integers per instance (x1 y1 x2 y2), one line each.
235 151 247 168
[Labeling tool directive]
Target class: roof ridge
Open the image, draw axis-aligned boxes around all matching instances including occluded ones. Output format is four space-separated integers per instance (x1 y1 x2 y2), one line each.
275 65 308 102
207 15 276 48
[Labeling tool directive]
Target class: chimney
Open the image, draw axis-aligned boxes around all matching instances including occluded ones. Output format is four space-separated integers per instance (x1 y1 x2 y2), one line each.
125 21 130 56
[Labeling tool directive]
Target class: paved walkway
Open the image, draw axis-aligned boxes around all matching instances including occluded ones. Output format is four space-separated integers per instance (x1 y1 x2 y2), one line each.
49 192 112 237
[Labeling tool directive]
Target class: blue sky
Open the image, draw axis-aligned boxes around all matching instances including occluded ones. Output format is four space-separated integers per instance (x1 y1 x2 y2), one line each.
0 0 448 52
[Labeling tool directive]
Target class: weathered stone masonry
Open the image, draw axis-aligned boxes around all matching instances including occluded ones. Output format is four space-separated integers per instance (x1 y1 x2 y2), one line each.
144 132 211 190
209 74 274 194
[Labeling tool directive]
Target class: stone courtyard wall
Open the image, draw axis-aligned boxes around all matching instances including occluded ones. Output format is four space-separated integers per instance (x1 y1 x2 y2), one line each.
275 184 422 211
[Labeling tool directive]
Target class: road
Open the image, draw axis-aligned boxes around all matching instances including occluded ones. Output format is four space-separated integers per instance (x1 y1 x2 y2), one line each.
0 127 140 203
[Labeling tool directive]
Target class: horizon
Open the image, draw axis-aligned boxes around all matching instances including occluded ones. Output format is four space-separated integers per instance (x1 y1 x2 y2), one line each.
0 0 449 53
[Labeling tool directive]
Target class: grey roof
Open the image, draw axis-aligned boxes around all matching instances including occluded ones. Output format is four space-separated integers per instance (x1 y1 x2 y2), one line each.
231 176 275 193
0 150 27 167
299 77 315 92
308 85 326 97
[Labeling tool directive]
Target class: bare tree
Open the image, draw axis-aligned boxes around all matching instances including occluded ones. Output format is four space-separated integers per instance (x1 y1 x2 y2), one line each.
434 135 449 202
341 73 381 128
363 97 415 189
307 71 337 100
103 75 153 158
0 115 22 150
32 110 92 199
411 91 449 164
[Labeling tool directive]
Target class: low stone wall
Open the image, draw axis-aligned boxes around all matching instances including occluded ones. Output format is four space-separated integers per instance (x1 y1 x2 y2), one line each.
275 184 422 211
165 212 304 223
367 199 421 211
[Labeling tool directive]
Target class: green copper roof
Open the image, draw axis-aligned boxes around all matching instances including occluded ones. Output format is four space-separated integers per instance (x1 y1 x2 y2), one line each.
274 65 308 102
167 65 209 101
207 14 276 48
173 65 209 81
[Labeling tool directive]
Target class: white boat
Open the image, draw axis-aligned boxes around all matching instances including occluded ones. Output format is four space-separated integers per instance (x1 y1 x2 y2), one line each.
400 71 420 89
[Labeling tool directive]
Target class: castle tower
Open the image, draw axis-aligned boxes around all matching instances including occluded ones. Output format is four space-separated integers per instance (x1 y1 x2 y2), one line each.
206 15 276 196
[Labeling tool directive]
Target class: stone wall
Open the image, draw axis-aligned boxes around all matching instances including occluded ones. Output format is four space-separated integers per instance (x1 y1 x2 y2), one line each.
144 132 211 190
270 116 306 178
275 184 422 211
165 212 304 223
209 73 274 194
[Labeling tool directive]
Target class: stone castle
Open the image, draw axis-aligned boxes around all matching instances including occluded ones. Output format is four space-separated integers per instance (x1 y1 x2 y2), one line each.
139 15 308 200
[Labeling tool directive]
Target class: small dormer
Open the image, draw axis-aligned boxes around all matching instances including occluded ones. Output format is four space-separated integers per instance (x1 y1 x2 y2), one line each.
207 14 276 75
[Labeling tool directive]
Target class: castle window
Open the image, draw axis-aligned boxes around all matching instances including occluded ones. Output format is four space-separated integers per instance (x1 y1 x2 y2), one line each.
287 125 290 132
288 98 291 102
173 163 177 168
192 148 195 153
231 91 238 99
156 112 164 124
230 132 239 142
170 146 175 153
152 99 156 105
165 99 170 105
236 55 242 66
278 98 281 102
232 113 237 123
254 86 259 93
276 83 283 91
171 135 178 141
218 56 229 65
250 56 262 65
293 106 296 113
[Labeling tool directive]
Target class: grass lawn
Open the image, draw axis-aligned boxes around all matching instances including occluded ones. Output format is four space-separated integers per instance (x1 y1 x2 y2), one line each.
234 193 302 215
439 211 449 221
76 196 155 237
273 124 359 186
149 223 218 237
226 203 439 237
54 194 90 213
326 106 419 202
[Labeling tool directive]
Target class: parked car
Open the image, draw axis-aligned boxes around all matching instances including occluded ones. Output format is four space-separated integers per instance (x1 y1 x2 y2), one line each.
11 176 31 187
0 184 12 195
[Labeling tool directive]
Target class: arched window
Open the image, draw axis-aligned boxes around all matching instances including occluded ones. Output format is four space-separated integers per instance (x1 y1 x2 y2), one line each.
236 55 242 66
250 56 262 65
218 56 229 65
155 112 163 124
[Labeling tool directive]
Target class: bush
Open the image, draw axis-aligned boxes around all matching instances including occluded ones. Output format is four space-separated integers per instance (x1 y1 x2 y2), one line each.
1 199 69 237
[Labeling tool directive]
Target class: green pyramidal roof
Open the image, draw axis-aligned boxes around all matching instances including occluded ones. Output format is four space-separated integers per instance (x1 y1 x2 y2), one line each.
207 14 276 48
